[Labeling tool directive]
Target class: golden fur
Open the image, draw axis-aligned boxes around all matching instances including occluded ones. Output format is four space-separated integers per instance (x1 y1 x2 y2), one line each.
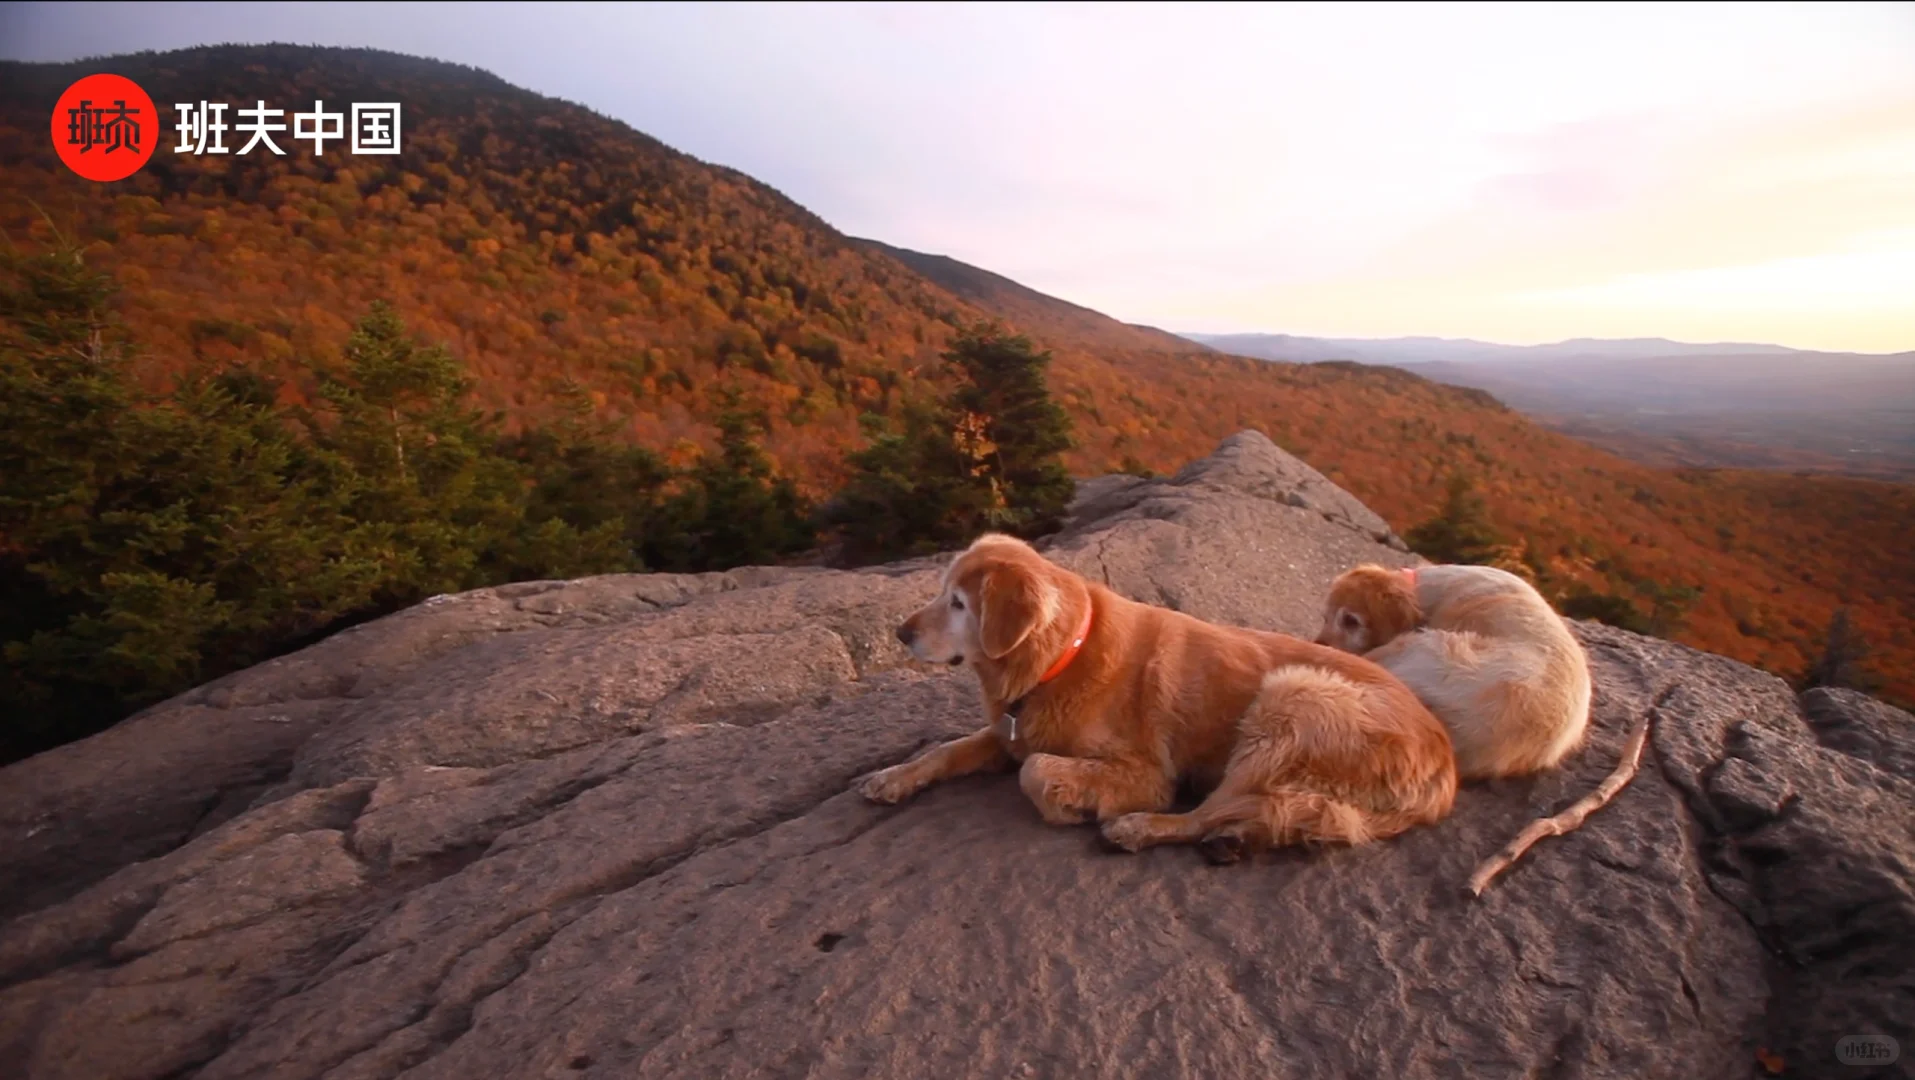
1316 563 1593 780
858 534 1457 859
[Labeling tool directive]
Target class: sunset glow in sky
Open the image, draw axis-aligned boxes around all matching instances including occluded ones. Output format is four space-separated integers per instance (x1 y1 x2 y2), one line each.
5 1 1913 352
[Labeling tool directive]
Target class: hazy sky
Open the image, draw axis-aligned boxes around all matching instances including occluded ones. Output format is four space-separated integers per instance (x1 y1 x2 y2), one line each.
5 2 1913 351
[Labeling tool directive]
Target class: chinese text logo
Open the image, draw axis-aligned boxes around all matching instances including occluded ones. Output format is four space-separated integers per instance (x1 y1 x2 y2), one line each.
52 73 158 182
53 77 403 181
1837 1033 1900 1067
173 100 403 156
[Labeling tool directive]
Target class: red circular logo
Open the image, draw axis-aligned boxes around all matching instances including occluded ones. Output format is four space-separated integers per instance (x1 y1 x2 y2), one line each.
51 73 158 182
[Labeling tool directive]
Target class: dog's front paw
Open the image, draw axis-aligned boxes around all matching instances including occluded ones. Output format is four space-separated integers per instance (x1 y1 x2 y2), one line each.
1197 824 1250 865
1099 813 1155 853
858 765 924 805
1019 753 1094 825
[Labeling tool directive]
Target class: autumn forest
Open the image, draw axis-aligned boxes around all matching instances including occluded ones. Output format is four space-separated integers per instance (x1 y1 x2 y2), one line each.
2 45 1909 756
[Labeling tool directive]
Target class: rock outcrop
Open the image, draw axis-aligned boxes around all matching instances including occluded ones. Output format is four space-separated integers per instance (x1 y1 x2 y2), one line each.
1 431 1909 1080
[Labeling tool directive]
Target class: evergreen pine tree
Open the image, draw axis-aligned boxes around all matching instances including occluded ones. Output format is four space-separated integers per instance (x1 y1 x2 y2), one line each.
1804 607 1874 692
1404 473 1504 565
948 325 1076 536
0 269 675 761
311 301 559 597
824 324 1076 562
825 402 997 562
1559 588 1652 635
649 390 814 571
0 239 374 758
505 380 669 576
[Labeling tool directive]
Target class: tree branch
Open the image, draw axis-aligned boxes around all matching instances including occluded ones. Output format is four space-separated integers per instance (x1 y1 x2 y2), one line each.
1468 706 1653 897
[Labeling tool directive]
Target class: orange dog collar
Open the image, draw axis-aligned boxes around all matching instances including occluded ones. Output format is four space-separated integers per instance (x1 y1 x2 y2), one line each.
1036 603 1095 685
1005 601 1095 742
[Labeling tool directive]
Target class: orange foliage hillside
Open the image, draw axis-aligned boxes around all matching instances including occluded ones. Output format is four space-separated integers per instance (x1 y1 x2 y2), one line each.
2 46 1908 702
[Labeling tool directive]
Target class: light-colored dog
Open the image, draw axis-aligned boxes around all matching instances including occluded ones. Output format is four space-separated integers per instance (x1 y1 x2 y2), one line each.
1314 563 1591 780
1316 562 1644 894
859 534 1457 861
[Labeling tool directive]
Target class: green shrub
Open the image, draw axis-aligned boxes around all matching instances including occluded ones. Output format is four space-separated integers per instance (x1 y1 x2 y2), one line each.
1405 473 1503 565
0 243 813 763
824 325 1075 563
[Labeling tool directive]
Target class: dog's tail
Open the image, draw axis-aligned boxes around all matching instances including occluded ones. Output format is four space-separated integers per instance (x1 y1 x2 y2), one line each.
1467 706 1652 897
1183 790 1415 865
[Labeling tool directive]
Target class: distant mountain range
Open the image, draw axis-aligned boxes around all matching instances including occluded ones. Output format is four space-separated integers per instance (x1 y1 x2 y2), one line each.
1184 333 1915 479
1183 333 1809 365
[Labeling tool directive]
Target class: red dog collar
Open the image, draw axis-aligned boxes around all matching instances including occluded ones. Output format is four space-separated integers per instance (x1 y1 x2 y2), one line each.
1036 602 1095 685
1004 601 1095 742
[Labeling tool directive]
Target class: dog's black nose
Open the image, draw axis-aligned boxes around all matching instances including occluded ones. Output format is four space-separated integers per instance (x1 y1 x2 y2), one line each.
895 624 915 646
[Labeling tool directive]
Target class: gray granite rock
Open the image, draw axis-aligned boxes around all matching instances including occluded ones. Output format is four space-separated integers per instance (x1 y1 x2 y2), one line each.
1 430 1909 1080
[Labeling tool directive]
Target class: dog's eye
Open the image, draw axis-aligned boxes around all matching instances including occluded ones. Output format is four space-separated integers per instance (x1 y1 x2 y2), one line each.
951 596 965 611
1340 612 1361 631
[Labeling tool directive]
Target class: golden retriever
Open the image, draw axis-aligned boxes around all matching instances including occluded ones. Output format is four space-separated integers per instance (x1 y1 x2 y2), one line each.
1314 563 1591 779
1316 563 1645 894
858 534 1457 861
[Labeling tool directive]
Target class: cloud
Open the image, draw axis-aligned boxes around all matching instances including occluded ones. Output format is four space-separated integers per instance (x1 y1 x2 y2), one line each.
1150 89 1915 351
1514 235 1915 317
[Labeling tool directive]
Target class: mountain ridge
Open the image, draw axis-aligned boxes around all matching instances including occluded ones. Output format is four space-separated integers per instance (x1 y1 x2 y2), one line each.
854 238 1205 355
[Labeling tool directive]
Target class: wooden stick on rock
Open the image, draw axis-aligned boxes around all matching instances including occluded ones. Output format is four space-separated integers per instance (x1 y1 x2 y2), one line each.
1467 708 1654 897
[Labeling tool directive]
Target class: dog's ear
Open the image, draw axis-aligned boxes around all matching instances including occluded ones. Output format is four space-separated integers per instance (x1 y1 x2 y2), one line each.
979 562 1048 660
1345 565 1419 645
